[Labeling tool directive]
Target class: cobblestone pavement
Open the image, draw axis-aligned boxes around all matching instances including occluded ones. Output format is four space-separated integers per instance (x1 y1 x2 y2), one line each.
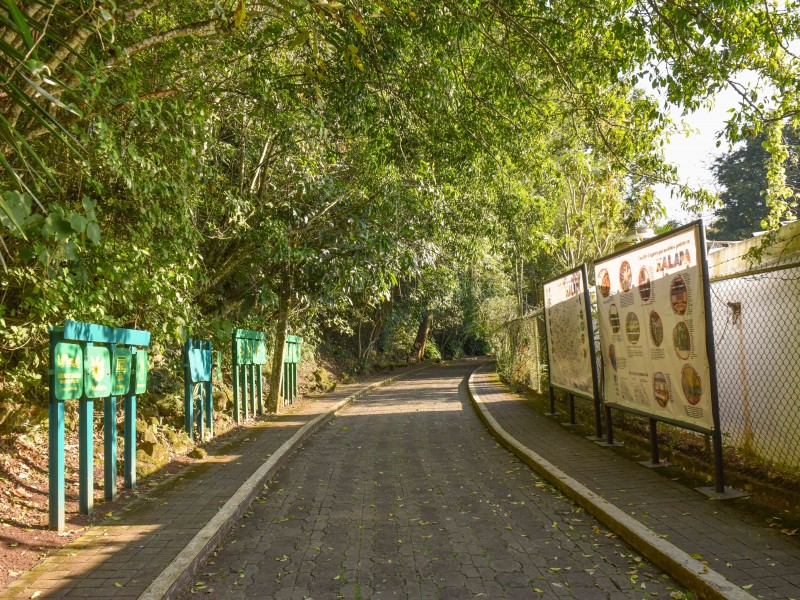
180 362 687 599
1 369 419 600
471 368 800 600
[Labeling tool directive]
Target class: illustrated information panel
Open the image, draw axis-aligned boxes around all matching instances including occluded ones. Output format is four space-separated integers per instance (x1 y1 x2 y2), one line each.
595 225 713 431
544 268 594 397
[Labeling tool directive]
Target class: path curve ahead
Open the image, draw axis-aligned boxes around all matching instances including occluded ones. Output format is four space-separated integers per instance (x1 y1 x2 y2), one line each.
180 361 687 599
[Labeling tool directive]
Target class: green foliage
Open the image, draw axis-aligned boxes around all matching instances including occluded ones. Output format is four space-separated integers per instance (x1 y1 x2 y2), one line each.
712 127 800 240
1 0 800 415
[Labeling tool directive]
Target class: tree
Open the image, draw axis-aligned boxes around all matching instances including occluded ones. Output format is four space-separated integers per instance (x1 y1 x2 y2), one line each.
3 0 800 417
712 128 800 240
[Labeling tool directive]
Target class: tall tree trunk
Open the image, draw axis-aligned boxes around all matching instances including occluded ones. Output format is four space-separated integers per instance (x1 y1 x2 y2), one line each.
414 311 433 362
267 288 291 413
361 312 386 371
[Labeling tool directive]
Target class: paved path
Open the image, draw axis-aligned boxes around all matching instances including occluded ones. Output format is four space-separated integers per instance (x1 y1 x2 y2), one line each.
1 368 423 600
179 361 687 599
470 367 800 600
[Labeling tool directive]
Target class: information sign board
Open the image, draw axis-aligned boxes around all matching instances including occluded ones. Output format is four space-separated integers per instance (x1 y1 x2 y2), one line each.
253 340 267 365
54 343 83 400
543 267 595 397
595 223 714 431
84 346 111 398
236 338 254 365
111 347 132 396
188 348 213 383
135 350 148 394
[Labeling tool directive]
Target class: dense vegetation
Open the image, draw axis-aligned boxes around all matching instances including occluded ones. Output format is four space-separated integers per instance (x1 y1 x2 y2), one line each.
1 0 798 429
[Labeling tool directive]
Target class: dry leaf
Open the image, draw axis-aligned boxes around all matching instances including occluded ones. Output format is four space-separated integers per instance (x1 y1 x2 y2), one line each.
13 487 32 499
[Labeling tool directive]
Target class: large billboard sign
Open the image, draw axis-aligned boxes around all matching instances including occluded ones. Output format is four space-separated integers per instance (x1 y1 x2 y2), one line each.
544 265 596 398
594 222 716 432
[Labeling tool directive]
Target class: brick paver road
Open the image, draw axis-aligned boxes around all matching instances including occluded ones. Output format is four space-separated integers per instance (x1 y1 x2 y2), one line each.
180 362 687 599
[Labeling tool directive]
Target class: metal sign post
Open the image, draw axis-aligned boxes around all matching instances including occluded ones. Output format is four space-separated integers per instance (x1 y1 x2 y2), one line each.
48 321 150 531
231 329 267 420
184 338 215 442
283 335 302 406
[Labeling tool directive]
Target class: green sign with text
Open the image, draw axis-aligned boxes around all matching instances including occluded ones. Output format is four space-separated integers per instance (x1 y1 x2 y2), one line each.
84 346 111 398
135 350 148 394
111 347 132 396
54 343 83 400
237 339 254 365
253 340 267 365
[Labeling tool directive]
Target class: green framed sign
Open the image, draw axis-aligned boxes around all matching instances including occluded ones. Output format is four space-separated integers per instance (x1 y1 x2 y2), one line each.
111 347 132 396
285 335 302 364
135 350 148 394
236 339 250 364
253 340 267 365
84 346 111 398
188 348 212 383
54 342 83 400
49 320 151 533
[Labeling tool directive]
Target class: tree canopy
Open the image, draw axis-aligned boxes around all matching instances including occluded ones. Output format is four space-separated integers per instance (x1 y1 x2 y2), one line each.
712 127 800 241
0 0 799 407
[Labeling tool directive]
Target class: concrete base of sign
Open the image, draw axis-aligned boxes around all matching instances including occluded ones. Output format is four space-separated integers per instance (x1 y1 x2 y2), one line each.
639 459 671 468
596 440 624 448
560 421 578 427
543 412 560 417
695 486 751 500
585 435 605 442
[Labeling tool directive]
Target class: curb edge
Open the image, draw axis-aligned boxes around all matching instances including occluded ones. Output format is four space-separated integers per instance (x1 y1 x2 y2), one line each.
466 363 756 600
140 363 434 600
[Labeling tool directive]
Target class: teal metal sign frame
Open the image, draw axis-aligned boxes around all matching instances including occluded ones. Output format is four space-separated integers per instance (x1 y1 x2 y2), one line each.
48 321 150 531
282 335 302 406
231 329 266 423
183 338 215 442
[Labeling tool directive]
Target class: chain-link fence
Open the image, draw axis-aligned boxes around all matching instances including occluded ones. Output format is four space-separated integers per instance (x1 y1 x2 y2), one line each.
710 265 800 473
497 258 800 478
494 310 547 394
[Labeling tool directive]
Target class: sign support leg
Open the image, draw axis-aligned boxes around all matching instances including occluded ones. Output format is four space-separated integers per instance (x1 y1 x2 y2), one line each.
104 396 117 502
593 396 603 439
249 364 256 415
604 405 615 445
292 363 300 404
184 340 193 440
242 365 249 420
649 418 660 465
78 397 94 515
48 328 66 532
197 385 205 442
49 397 65 531
713 428 725 494
205 341 214 437
184 383 193 441
545 387 557 416
233 362 240 424
256 365 264 416
124 393 136 489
